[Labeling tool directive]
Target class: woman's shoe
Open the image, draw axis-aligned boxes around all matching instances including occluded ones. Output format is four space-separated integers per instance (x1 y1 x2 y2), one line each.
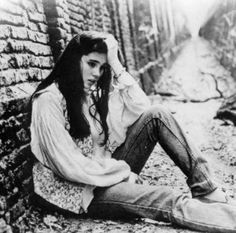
196 188 236 206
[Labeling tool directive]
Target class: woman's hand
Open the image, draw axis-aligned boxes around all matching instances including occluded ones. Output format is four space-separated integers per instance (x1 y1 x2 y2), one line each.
104 35 124 76
104 35 119 65
125 172 143 184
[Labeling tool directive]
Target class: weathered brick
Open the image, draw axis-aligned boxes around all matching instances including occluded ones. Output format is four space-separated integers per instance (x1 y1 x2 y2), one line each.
0 40 8 53
10 26 28 40
56 6 66 18
70 18 80 27
0 25 11 39
0 84 35 118
64 13 71 24
21 0 37 12
71 25 80 34
0 54 9 70
69 0 79 5
0 68 42 86
5 40 25 53
34 32 50 44
27 68 42 81
27 30 49 44
24 41 52 56
0 70 16 86
28 12 46 23
7 56 19 69
70 12 84 22
15 69 29 83
78 6 87 16
38 23 48 33
0 12 24 26
27 22 39 31
0 1 23 15
35 1 44 14
7 40 25 53
12 54 31 69
37 56 54 68
68 4 79 14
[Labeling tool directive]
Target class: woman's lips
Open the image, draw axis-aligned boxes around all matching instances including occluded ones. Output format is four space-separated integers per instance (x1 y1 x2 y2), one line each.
88 79 96 85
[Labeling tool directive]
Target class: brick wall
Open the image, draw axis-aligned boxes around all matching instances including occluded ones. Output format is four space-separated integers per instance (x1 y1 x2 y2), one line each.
200 0 236 80
0 0 136 230
0 0 53 228
131 0 190 94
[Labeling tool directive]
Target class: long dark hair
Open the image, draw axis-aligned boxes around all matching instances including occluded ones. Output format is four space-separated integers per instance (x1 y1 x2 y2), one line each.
31 31 113 145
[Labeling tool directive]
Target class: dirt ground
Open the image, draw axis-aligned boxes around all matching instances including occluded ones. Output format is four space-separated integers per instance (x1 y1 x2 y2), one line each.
18 38 236 232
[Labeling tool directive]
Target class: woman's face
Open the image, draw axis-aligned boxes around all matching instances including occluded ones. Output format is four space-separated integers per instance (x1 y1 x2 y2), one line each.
80 52 107 92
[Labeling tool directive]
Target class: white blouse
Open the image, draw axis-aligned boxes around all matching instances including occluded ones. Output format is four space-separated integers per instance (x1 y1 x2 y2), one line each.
30 71 151 213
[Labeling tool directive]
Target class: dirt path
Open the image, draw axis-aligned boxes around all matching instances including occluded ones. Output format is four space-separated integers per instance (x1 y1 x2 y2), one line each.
22 38 236 232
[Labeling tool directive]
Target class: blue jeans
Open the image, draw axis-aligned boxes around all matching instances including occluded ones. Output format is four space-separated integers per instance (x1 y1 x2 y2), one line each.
87 105 236 232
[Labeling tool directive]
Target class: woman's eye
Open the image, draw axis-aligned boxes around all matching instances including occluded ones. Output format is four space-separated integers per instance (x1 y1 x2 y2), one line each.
88 61 97 68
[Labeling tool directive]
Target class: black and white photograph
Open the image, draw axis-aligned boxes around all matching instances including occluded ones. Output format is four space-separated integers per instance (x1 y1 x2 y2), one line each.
0 0 236 232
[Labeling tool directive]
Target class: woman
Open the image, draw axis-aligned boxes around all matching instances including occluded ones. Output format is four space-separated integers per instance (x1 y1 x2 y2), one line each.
30 31 236 232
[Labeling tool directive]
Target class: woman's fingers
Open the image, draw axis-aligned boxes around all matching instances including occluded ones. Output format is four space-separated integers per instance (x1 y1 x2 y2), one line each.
104 35 118 49
104 35 119 64
136 176 144 184
124 172 145 185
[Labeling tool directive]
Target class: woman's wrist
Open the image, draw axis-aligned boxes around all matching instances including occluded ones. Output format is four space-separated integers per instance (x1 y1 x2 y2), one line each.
114 67 126 79
109 60 126 79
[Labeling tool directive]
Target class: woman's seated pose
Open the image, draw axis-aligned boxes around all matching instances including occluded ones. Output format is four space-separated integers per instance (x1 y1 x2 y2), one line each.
30 31 236 232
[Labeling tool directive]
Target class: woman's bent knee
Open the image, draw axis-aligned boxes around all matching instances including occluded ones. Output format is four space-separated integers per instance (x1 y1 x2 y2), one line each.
142 105 173 122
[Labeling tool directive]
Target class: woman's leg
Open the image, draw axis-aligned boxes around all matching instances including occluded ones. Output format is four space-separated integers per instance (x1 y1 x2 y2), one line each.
87 104 236 232
87 182 236 233
112 105 217 197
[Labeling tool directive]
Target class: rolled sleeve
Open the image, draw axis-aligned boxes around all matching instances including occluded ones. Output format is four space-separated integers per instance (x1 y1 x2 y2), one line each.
108 71 151 145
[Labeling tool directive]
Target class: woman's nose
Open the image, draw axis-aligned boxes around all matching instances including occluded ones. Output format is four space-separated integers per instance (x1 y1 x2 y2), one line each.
93 67 102 78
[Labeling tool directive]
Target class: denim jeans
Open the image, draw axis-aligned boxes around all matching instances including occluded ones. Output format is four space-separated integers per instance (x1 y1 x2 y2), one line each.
87 105 236 232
